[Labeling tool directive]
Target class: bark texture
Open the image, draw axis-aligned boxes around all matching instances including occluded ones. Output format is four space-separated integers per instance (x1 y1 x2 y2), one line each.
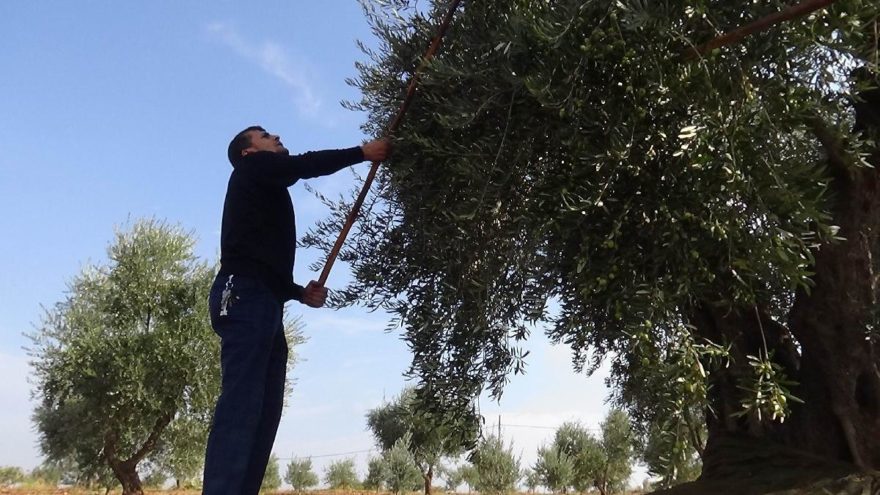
692 68 880 477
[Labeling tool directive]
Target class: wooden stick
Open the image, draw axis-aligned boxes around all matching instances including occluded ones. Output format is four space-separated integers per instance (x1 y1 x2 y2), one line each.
684 0 837 61
318 0 464 286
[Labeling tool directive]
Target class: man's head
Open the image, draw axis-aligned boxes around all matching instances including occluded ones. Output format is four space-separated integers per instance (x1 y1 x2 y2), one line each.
227 126 289 166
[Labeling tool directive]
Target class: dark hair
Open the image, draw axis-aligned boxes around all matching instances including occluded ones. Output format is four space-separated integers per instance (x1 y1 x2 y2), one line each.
227 125 265 166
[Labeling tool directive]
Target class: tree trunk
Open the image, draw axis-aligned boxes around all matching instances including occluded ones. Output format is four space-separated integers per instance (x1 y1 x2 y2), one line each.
424 464 433 495
691 67 880 477
116 464 144 495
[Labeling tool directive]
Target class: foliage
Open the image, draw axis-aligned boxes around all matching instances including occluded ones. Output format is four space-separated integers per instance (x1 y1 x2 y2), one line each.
458 464 479 491
641 422 702 489
596 410 635 494
365 386 470 492
28 219 220 492
28 461 65 486
439 463 464 492
0 466 24 487
534 416 634 495
324 458 360 490
141 468 167 489
363 456 388 491
286 458 320 492
522 468 540 493
533 446 573 494
551 422 602 493
305 0 880 465
471 436 520 495
383 433 425 494
261 454 282 492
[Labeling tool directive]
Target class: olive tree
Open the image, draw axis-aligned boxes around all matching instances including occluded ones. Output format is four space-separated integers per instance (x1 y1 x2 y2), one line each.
306 0 880 478
29 219 220 495
285 458 319 492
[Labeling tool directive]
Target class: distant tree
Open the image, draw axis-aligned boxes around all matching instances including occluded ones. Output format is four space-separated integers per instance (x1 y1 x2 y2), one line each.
549 422 601 493
141 468 167 489
521 468 541 493
325 458 359 490
150 416 208 488
285 458 319 492
439 463 464 492
384 433 424 494
29 461 64 486
366 387 470 495
261 454 282 492
28 220 218 495
363 456 387 491
0 466 24 487
533 446 573 494
595 411 635 495
471 436 520 495
458 464 478 493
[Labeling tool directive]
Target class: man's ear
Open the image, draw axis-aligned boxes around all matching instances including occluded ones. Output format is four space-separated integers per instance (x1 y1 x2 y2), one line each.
241 148 253 157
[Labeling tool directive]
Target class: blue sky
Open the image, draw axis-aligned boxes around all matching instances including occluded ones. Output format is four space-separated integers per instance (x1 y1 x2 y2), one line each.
0 0 639 486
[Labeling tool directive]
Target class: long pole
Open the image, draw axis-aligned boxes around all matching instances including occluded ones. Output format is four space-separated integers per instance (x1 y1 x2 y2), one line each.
684 0 837 60
318 0 464 286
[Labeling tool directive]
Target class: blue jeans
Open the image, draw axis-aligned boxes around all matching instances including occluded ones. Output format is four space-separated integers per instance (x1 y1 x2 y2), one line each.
203 274 288 495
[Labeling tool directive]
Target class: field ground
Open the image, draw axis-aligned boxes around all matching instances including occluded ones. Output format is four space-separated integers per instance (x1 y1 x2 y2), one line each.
0 489 647 495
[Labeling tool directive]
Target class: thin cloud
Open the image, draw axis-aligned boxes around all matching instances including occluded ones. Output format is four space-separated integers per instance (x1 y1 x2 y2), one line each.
206 21 322 117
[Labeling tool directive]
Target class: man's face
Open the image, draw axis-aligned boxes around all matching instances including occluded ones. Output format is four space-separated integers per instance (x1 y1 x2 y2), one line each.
243 129 289 156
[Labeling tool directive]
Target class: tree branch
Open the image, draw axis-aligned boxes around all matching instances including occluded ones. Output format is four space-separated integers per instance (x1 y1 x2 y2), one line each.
808 114 855 176
127 409 174 466
684 0 838 61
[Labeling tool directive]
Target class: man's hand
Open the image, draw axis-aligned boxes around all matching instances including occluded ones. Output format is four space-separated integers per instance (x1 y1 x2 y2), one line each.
361 138 392 162
302 280 328 308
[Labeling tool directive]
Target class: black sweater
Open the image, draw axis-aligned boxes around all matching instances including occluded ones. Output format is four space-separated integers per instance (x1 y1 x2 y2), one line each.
217 147 365 302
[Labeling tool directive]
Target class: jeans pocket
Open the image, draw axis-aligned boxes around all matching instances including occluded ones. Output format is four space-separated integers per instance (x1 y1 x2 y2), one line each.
209 274 276 334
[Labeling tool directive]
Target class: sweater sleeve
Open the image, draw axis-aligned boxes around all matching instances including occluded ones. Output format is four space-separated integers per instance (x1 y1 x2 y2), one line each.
242 147 365 187
286 282 305 303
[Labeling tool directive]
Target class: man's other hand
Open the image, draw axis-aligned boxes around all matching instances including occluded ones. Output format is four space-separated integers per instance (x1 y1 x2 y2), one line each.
303 280 328 308
361 139 392 162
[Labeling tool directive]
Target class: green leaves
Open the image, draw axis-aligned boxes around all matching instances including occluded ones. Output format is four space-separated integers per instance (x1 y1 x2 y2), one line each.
28 219 219 488
324 458 360 490
308 0 879 463
734 351 804 422
470 436 521 495
285 458 319 492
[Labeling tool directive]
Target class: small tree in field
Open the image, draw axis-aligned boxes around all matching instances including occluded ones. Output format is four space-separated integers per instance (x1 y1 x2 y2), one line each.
366 387 469 495
595 410 634 495
325 458 359 490
522 468 540 493
533 446 573 494
384 434 424 494
458 464 478 493
28 219 219 495
439 464 464 493
363 456 387 491
261 454 282 492
285 458 319 493
0 467 24 487
471 436 520 495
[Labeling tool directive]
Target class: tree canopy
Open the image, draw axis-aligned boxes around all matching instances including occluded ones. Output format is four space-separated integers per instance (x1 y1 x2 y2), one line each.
29 219 219 495
366 387 470 494
306 0 880 473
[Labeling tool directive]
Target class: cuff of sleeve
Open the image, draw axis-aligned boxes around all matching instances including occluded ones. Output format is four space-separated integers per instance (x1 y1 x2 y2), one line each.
287 283 305 303
353 145 366 163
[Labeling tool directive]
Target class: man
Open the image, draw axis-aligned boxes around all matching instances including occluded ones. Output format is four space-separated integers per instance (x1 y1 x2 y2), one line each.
203 126 390 494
